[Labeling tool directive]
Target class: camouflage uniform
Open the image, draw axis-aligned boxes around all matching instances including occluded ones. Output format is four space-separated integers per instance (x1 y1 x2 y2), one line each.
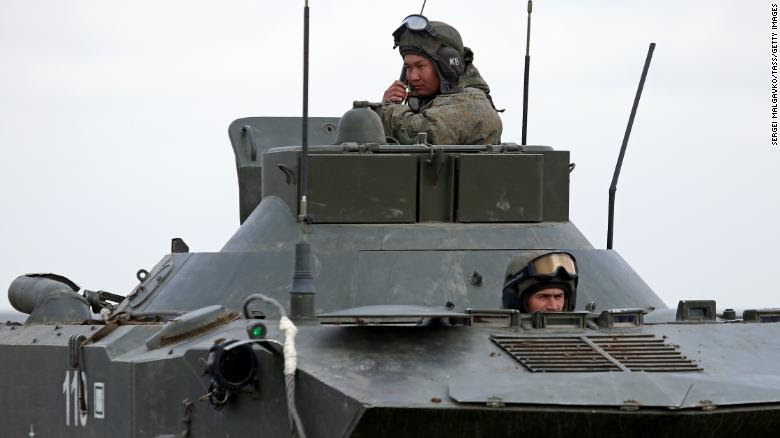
374 63 503 145
375 19 503 145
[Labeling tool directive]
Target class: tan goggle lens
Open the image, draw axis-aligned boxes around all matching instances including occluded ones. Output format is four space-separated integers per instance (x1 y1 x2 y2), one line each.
531 253 577 276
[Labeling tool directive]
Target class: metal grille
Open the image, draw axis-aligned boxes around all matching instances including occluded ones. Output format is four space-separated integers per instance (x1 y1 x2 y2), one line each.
491 334 701 373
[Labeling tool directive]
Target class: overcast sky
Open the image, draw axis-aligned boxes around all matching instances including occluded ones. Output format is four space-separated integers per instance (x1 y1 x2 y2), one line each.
0 0 776 316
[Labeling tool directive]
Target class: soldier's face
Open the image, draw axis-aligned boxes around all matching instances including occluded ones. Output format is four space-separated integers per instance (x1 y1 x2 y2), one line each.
526 287 566 312
404 54 440 97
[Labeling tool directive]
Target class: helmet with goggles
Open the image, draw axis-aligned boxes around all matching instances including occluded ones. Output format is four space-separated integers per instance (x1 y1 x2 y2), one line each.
393 14 466 94
502 251 579 312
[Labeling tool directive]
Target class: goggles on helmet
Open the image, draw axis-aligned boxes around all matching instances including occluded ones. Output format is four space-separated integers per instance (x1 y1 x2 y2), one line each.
504 252 578 290
393 14 438 47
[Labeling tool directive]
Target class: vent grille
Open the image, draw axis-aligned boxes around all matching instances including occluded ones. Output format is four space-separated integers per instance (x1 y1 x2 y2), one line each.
491 334 701 373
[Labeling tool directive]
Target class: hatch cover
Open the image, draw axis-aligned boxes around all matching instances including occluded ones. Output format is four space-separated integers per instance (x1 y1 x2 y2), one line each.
491 334 701 373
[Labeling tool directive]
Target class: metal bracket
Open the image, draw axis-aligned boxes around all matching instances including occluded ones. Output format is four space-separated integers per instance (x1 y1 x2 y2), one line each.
620 400 641 411
699 400 717 411
68 334 88 369
486 396 505 408
277 164 296 185
241 125 258 162
424 148 446 185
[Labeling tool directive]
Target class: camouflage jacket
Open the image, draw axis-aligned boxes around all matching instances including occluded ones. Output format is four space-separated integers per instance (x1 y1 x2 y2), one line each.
374 63 503 145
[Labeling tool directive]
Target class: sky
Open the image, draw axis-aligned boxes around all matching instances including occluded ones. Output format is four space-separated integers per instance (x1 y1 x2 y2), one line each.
0 0 777 316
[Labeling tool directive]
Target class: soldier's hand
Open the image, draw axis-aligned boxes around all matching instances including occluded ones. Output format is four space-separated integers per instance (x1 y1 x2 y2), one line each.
382 80 408 104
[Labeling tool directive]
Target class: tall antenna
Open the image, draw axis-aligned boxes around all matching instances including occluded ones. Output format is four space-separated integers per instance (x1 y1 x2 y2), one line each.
521 0 532 145
420 0 427 14
290 0 316 320
300 0 310 214
607 43 656 250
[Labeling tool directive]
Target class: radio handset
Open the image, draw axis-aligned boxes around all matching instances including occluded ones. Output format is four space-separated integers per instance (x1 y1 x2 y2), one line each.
400 67 422 113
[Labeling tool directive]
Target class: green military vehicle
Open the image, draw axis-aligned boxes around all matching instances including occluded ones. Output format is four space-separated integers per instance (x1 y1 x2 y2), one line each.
4 104 780 436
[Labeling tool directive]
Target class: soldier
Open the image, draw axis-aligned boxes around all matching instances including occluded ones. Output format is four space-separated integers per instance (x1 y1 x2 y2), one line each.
375 15 503 145
502 252 578 312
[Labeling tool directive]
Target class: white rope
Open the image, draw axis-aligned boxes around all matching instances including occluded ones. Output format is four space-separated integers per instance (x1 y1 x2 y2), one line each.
278 316 299 375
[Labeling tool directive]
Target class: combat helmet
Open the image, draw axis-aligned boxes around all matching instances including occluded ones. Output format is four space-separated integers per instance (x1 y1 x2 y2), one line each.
393 15 466 94
502 251 579 312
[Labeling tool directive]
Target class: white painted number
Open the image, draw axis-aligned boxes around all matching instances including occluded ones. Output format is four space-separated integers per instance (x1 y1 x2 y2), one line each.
62 371 88 426
62 372 69 426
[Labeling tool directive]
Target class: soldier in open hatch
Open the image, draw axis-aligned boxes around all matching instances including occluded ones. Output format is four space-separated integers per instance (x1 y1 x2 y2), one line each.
375 15 503 145
502 252 579 312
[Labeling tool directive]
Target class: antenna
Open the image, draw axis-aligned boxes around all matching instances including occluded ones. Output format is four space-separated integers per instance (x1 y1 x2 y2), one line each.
290 0 316 320
420 0 427 14
300 0 310 215
607 42 656 250
521 0 532 146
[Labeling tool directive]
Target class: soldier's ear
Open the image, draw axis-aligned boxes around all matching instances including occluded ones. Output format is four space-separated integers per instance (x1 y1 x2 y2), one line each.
435 46 464 83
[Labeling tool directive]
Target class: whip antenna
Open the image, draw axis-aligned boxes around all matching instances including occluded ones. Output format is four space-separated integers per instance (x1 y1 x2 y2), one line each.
290 0 316 320
300 0 310 214
521 0 532 145
607 43 656 250
420 0 427 14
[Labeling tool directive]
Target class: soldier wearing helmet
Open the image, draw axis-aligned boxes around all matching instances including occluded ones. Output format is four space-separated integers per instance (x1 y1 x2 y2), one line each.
502 252 579 312
375 15 503 145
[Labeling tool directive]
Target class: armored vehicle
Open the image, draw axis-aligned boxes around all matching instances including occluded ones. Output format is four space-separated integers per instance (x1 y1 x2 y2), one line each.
3 7 780 438
4 105 780 436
